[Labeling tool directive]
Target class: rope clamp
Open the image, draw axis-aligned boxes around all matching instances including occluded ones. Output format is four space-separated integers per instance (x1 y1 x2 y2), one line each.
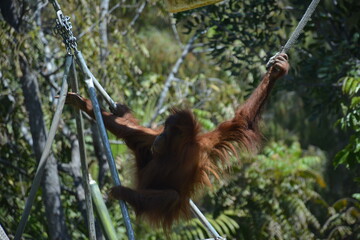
56 10 64 27
54 9 78 54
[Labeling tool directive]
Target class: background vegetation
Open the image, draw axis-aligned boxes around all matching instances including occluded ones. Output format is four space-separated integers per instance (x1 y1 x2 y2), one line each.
0 0 359 239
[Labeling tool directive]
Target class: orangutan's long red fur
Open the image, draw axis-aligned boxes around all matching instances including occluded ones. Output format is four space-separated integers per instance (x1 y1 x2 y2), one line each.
66 53 289 229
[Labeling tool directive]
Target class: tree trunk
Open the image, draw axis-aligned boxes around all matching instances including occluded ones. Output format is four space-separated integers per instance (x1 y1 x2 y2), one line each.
96 0 110 190
20 57 70 240
99 0 110 85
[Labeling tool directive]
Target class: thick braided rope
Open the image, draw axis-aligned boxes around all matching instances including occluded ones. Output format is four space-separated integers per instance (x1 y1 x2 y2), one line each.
0 224 9 240
267 0 321 68
283 0 321 53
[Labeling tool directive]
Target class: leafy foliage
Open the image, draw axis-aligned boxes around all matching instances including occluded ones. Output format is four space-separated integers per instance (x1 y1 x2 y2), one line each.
206 141 327 239
1 0 360 239
321 197 360 239
136 211 239 240
335 63 360 168
176 0 284 77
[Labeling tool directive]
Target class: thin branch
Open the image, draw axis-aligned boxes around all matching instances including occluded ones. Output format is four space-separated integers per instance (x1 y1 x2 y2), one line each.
148 32 201 125
40 62 64 78
170 14 183 47
122 0 147 36
0 158 30 177
77 3 121 39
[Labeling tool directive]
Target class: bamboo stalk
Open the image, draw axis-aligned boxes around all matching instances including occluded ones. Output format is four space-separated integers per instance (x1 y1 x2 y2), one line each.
90 179 118 240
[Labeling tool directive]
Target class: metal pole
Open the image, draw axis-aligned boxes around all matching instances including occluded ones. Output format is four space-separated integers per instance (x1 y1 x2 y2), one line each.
14 55 72 240
47 1 134 238
90 71 117 110
69 57 96 240
75 50 135 240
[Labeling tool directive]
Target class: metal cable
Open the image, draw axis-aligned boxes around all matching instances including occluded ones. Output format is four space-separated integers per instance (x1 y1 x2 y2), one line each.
190 200 226 240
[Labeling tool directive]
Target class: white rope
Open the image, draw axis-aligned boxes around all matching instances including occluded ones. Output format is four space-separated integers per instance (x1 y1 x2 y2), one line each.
282 0 321 53
267 0 321 68
0 224 9 240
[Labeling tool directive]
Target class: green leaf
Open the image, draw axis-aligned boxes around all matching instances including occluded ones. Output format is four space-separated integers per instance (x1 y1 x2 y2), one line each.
334 149 350 167
350 97 360 108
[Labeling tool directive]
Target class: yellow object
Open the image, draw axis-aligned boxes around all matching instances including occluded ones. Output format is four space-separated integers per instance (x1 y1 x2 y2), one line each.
165 0 223 13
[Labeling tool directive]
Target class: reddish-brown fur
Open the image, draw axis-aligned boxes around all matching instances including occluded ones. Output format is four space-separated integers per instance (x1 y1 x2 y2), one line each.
66 54 289 229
